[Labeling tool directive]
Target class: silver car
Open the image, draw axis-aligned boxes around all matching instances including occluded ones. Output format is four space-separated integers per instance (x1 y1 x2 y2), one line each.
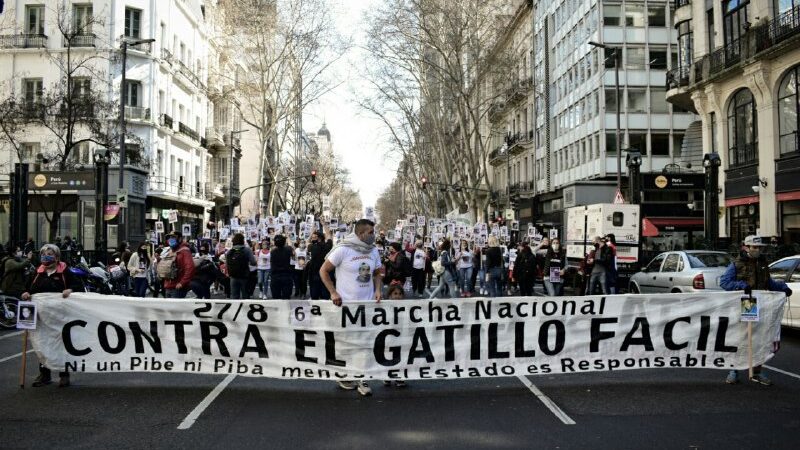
629 251 733 294
768 255 800 330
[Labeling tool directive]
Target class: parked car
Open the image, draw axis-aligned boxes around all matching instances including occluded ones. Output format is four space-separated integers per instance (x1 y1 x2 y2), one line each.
768 255 800 330
629 251 732 294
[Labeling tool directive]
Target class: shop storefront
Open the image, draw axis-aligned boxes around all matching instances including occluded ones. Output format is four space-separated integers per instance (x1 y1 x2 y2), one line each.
639 172 705 251
777 192 800 245
725 196 760 245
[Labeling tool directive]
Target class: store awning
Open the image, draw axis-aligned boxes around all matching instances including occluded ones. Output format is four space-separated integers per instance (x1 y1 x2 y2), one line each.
725 196 759 207
647 218 704 226
642 218 659 237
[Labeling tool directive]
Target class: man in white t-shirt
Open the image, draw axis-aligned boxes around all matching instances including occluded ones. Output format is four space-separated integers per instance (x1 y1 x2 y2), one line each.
319 219 383 396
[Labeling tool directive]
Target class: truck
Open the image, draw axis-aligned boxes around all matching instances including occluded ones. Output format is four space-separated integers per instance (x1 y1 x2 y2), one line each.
564 203 641 290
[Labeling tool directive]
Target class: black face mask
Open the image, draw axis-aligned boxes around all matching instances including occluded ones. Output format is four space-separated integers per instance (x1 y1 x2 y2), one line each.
594 243 600 248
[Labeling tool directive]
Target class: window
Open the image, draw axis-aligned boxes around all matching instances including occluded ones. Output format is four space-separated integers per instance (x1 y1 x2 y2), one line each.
629 132 647 154
769 258 797 281
71 142 91 165
627 88 647 113
605 88 618 112
603 4 622 26
26 5 45 35
626 47 646 69
662 254 680 272
604 48 618 68
606 132 618 154
727 89 758 167
651 133 670 155
688 253 733 268
625 4 646 27
20 143 40 163
650 87 669 113
677 21 693 69
70 77 91 100
647 5 665 27
23 79 43 106
125 8 141 38
673 133 685 157
707 8 716 52
73 4 93 34
776 0 800 15
124 81 141 107
778 65 800 155
646 254 665 272
650 50 668 70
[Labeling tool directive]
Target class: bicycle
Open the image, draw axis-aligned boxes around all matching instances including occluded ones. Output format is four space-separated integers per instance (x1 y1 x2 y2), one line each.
0 294 19 329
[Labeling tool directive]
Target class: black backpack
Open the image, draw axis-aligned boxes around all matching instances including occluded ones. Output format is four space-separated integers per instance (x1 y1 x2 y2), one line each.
226 248 250 279
402 252 413 278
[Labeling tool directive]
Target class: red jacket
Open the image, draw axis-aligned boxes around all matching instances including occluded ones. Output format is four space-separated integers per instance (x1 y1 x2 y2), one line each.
163 244 195 289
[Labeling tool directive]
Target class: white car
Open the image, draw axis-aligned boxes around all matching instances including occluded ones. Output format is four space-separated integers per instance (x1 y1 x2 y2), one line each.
768 255 800 330
629 251 731 294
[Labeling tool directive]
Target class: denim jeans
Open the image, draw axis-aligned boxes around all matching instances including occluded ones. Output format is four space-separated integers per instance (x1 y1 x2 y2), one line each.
258 269 271 297
230 277 248 299
458 267 473 293
133 277 148 297
588 271 608 295
543 280 564 296
487 267 504 297
428 271 457 298
166 288 188 299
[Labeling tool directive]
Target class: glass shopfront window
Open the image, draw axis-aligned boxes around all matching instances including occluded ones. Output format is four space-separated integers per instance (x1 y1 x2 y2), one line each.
729 203 759 245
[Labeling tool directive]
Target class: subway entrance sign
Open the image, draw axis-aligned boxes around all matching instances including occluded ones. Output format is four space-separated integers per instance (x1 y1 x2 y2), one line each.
27 171 96 191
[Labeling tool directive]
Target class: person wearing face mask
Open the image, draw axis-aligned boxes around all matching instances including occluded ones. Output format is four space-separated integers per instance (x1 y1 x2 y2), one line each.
383 242 408 288
720 235 792 386
125 242 151 297
162 232 195 298
22 244 84 387
543 238 566 296
319 219 383 397
1 245 33 299
512 242 536 296
586 236 612 295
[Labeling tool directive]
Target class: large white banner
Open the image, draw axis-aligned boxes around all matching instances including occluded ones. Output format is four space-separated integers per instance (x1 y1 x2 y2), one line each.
30 292 786 380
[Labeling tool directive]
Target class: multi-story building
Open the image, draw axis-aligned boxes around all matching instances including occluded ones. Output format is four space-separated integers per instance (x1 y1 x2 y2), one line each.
666 0 800 245
0 0 242 247
487 0 700 244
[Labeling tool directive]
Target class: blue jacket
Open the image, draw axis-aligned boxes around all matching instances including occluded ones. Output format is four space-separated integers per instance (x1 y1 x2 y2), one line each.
719 262 787 292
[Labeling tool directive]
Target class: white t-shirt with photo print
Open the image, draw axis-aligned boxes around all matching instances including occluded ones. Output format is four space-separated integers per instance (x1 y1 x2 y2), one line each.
326 246 383 301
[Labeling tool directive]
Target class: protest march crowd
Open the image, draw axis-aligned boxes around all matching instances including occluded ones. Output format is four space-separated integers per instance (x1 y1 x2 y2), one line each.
0 211 792 395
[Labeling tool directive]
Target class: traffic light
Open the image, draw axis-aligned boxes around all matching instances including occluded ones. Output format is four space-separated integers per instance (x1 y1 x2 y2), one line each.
311 169 317 183
421 176 428 190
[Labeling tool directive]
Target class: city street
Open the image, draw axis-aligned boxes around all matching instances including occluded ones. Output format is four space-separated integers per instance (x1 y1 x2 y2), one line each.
1 325 799 449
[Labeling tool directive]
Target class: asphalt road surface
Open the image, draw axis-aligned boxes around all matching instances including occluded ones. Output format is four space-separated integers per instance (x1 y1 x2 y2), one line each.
1 320 799 450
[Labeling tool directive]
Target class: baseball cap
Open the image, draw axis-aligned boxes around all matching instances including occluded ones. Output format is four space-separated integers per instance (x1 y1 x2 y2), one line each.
743 235 767 246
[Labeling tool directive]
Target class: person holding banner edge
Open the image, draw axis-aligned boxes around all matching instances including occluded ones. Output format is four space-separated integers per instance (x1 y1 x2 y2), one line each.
21 244 84 387
719 234 792 386
319 218 383 397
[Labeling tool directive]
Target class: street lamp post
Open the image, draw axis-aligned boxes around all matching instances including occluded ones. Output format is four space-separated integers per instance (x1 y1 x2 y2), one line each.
118 37 154 245
703 152 722 249
626 150 642 204
228 129 249 223
93 148 111 264
589 41 622 194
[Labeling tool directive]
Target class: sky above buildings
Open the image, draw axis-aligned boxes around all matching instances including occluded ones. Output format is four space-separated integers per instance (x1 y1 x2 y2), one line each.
304 0 396 210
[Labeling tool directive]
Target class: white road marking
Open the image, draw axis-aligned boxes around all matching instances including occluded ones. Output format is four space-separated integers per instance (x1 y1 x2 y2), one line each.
177 374 237 430
764 365 800 381
0 349 34 364
516 375 576 425
0 331 23 341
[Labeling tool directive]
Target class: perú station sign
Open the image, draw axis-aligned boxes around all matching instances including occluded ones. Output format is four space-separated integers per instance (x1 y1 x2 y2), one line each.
27 171 96 191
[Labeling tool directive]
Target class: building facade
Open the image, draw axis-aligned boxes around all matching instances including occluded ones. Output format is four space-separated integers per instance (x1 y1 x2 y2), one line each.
486 0 701 245
0 0 242 247
666 0 800 245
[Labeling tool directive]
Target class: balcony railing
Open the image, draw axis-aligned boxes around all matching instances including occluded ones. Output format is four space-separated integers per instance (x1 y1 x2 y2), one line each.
728 143 758 168
124 106 150 121
175 59 206 90
0 34 48 48
126 39 152 54
149 176 206 199
159 113 173 129
21 103 45 120
666 65 691 89
674 0 691 8
178 122 200 142
754 5 800 53
488 102 506 123
64 33 95 47
161 48 173 63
